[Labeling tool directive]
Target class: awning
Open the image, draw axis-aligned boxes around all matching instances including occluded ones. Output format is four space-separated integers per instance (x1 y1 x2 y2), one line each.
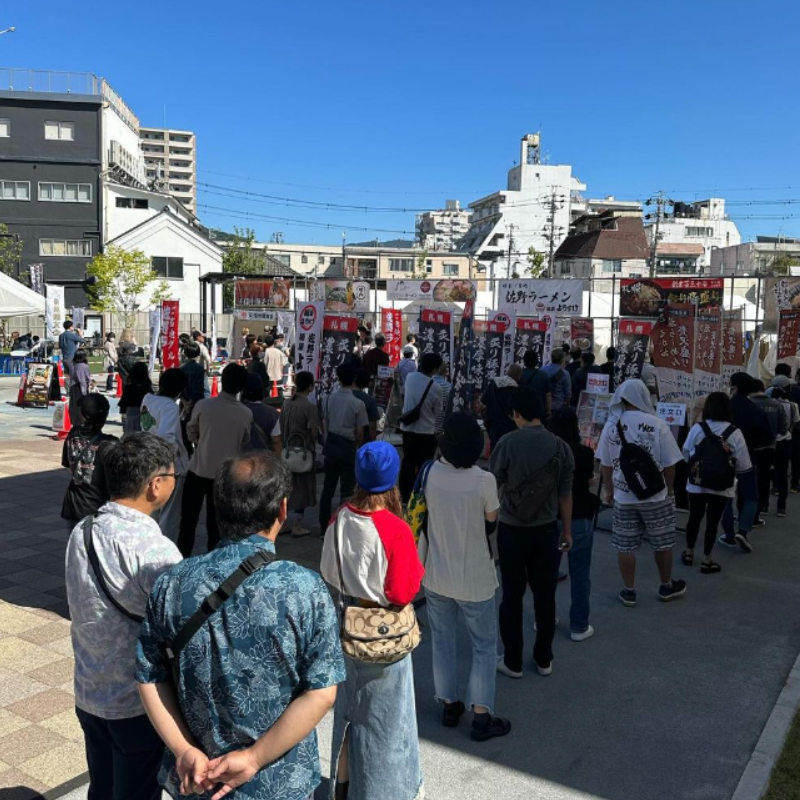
0 272 46 316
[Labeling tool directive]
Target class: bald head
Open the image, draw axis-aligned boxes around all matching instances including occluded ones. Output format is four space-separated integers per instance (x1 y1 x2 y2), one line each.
508 363 523 382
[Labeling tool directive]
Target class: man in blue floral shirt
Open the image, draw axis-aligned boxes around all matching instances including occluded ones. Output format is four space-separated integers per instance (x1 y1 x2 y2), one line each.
136 452 345 800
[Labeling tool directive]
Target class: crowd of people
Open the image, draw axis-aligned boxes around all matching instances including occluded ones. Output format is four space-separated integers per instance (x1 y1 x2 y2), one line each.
53 316 800 800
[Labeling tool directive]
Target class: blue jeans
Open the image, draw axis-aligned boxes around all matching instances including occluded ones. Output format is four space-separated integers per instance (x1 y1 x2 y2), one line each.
722 469 757 537
424 588 498 712
565 518 594 633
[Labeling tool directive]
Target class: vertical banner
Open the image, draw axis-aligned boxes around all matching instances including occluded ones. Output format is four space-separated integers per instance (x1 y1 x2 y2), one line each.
295 301 324 377
210 314 218 362
615 320 651 386
419 309 454 373
777 309 800 360
694 307 723 397
485 320 507 391
320 316 359 395
70 307 85 330
571 317 595 352
45 284 65 341
652 304 695 404
29 264 45 295
381 307 403 367
277 311 296 353
488 310 515 374
448 300 475 417
148 308 161 373
470 321 488 396
722 309 744 386
160 300 180 370
514 318 548 366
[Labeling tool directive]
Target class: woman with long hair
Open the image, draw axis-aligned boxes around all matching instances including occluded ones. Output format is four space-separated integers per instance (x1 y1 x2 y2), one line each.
320 442 424 800
69 350 92 427
118 361 152 435
549 408 599 640
682 391 751 572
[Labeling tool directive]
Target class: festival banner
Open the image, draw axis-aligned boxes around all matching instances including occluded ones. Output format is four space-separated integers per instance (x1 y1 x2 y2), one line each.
721 309 744 385
514 318 548 365
45 284 65 341
620 277 724 317
419 309 454 373
29 263 44 295
485 321 506 391
277 311 296 353
148 308 161 373
234 279 292 308
764 277 800 333
777 309 800 360
381 307 403 366
497 280 583 317
311 279 370 312
295 302 324 376
570 317 594 352
470 321 488 395
615 320 652 386
652 304 695 404
386 279 476 302
448 300 475 417
320 315 359 395
694 306 723 397
160 300 180 370
70 307 85 330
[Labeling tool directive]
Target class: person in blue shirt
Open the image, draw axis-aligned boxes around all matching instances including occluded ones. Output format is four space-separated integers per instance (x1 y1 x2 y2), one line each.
58 319 85 380
135 451 346 800
542 349 572 414
518 350 552 419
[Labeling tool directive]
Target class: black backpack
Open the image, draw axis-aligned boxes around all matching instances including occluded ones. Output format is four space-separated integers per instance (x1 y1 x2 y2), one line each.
688 421 736 491
616 420 665 500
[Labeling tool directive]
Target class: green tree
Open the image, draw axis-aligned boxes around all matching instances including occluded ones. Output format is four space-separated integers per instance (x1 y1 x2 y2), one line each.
86 245 171 328
412 248 429 279
222 227 267 306
526 246 547 278
0 224 23 278
770 252 800 276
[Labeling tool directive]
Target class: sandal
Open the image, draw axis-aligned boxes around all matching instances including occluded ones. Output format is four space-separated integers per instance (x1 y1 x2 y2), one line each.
701 560 722 574
680 550 694 566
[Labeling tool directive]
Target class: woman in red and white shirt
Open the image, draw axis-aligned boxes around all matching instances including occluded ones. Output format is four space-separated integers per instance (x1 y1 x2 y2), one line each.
321 442 424 800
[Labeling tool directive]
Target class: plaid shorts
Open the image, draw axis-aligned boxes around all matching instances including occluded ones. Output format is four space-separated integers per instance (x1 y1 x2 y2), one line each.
611 497 676 552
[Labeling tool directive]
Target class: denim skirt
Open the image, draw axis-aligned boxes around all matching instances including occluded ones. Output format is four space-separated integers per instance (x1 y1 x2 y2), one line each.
330 653 424 800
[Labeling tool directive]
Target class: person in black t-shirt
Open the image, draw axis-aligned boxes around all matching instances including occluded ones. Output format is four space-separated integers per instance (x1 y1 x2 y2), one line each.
61 394 118 523
599 347 616 394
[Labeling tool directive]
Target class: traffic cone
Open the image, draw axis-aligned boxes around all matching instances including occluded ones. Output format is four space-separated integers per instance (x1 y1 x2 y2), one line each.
16 372 25 406
270 381 279 399
211 375 219 397
53 400 71 440
57 361 67 402
116 373 123 398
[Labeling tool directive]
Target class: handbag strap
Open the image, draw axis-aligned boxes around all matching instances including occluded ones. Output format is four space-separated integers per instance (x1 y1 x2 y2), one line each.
83 516 144 624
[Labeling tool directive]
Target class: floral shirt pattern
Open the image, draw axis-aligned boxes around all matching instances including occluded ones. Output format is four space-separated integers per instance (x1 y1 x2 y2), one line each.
135 535 345 800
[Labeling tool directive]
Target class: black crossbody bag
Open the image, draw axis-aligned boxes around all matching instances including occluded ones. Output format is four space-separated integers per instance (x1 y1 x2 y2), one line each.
399 379 434 426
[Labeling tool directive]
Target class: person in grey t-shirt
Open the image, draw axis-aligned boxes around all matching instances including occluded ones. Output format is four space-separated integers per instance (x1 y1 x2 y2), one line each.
489 387 574 680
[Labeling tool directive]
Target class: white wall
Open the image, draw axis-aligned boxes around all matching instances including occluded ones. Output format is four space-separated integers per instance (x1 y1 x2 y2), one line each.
105 184 194 242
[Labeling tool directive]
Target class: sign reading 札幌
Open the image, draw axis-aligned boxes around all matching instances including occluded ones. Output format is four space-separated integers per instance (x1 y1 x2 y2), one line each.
160 300 180 370
234 279 292 308
586 373 610 394
498 280 583 317
656 402 687 426
294 302 324 377
615 320 651 387
311 280 370 312
571 317 594 352
694 306 722 397
777 309 800 360
721 309 744 385
652 304 695 404
514 318 547 366
319 315 359 395
619 277 723 317
381 307 403 366
386 279 476 302
419 309 454 373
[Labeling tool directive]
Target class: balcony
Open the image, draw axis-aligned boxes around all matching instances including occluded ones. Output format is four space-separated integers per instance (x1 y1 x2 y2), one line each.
108 140 146 188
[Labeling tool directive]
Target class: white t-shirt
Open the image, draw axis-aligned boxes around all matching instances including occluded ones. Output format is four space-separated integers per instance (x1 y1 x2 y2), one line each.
141 393 189 473
419 461 500 602
682 420 752 498
597 409 683 505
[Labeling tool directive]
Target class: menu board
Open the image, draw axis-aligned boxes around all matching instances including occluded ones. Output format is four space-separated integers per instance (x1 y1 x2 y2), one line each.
577 391 613 451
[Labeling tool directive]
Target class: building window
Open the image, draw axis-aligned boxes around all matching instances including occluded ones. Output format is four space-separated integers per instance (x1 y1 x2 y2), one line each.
115 197 149 209
39 239 92 257
0 180 30 200
318 255 325 265
686 226 714 237
442 263 459 276
560 260 574 276
0 119 9 138
44 121 74 141
389 258 414 272
301 254 308 264
39 183 92 203
151 256 184 279
273 254 291 267
602 259 622 273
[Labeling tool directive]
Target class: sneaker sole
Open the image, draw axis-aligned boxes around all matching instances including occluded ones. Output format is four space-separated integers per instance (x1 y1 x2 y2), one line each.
658 587 687 602
536 664 553 676
718 537 738 549
471 724 512 742
735 534 753 553
571 629 595 642
496 662 523 679
619 596 637 607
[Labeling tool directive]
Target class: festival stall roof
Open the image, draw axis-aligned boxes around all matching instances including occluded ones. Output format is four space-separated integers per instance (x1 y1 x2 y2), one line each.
0 272 46 316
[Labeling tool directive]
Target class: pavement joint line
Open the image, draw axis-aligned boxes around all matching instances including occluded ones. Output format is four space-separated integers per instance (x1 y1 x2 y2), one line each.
730 648 800 800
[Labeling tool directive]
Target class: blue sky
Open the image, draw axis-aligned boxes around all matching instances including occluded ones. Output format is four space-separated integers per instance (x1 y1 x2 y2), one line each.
3 0 799 245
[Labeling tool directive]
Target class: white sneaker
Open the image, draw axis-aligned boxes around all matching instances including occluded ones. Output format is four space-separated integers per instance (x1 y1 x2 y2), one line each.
536 661 553 676
496 658 522 679
570 625 595 642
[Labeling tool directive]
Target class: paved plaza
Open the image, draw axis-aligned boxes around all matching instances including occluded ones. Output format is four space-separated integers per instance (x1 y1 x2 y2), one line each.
0 377 799 800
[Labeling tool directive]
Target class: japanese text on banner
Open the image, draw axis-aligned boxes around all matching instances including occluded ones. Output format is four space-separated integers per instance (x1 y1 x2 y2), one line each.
319 315 358 395
294 302 324 378
777 309 800 360
160 300 180 370
419 309 453 372
652 304 694 404
381 308 403 366
498 280 583 317
694 307 722 397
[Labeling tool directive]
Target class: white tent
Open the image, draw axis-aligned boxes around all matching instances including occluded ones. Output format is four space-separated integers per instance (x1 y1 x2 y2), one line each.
0 272 46 316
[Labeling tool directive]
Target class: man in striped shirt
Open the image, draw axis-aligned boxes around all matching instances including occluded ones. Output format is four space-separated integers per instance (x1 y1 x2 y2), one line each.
433 361 452 436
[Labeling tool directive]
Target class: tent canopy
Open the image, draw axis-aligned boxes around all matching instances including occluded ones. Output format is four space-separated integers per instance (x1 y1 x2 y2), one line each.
0 272 46 316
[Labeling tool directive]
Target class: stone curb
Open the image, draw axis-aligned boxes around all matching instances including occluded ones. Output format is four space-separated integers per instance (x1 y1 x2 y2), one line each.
731 650 800 800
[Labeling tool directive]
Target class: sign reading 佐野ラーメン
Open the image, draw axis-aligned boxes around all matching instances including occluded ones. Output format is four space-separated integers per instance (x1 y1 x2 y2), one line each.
497 280 583 317
294 302 324 376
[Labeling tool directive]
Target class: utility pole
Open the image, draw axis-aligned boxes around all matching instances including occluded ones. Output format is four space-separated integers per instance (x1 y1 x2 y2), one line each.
541 188 564 277
646 190 671 278
506 224 516 279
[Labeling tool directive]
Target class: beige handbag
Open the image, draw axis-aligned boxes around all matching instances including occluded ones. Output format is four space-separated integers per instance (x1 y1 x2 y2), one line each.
333 514 421 665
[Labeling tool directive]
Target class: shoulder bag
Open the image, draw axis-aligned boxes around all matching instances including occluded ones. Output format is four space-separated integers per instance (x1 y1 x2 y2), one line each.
398 379 434 426
283 432 314 473
405 459 435 544
333 513 421 664
503 435 562 523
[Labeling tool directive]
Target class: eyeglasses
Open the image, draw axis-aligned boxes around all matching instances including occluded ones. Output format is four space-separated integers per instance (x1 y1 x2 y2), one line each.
152 472 181 481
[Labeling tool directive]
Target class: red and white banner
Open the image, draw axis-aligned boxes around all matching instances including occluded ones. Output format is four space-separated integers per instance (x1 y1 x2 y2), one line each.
652 304 695 404
160 300 180 370
722 309 744 385
381 307 403 367
294 302 324 377
777 309 800 360
694 306 722 396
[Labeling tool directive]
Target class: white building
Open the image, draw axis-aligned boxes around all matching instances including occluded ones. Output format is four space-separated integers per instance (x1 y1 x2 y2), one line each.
233 242 345 277
104 182 196 242
139 127 197 214
416 200 470 252
460 134 586 277
710 237 800 276
646 198 741 273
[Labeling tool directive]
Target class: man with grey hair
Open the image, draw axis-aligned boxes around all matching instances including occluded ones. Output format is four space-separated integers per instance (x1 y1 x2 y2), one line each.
542 349 572 414
66 432 182 800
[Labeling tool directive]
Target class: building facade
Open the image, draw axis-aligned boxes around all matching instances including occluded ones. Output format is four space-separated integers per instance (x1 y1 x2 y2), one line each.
238 242 345 277
139 127 197 214
710 237 800 277
415 200 470 252
344 245 473 281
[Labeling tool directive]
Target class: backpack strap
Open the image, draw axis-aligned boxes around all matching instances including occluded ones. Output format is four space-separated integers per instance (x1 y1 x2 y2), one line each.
699 420 716 440
721 424 736 442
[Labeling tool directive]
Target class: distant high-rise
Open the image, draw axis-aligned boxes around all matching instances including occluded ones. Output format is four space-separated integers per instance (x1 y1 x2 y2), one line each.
139 127 196 214
415 200 470 252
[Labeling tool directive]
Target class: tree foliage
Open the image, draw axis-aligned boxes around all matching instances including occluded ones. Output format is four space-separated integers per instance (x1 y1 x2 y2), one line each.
222 227 268 307
770 252 800 276
526 246 547 278
86 245 171 328
0 224 23 278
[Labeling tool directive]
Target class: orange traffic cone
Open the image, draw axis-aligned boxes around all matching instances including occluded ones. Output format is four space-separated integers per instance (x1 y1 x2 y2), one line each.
16 372 25 406
57 360 67 402
211 376 219 397
53 400 71 440
116 372 123 398
270 381 279 399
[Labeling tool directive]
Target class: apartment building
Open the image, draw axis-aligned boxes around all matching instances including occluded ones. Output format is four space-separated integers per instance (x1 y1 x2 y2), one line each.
415 200 470 252
710 237 800 277
343 244 473 281
139 127 197 214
